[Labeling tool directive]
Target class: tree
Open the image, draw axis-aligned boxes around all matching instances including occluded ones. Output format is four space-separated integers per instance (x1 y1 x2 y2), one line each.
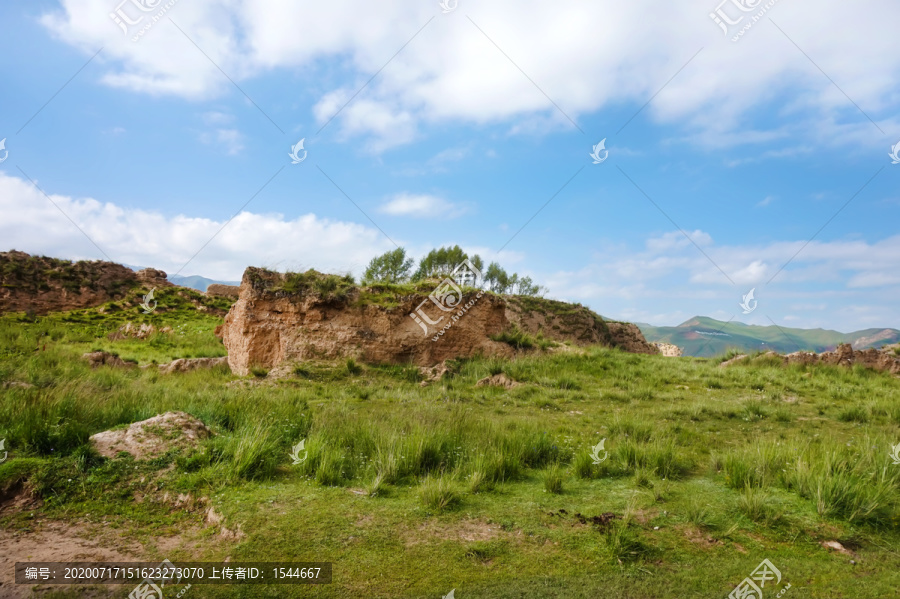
484 262 545 296
362 247 414 284
513 275 545 297
412 245 482 282
484 262 510 293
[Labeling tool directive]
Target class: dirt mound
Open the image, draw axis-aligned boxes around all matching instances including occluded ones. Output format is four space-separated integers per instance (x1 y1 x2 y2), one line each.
505 296 659 354
606 322 660 354
0 250 143 315
221 267 659 374
89 411 212 459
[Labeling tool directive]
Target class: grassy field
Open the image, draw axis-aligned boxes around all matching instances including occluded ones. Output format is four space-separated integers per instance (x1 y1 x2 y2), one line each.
1 302 899 598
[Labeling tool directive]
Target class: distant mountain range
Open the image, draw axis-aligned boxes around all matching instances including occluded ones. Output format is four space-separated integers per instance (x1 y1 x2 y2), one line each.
121 264 239 292
167 274 240 292
637 316 900 358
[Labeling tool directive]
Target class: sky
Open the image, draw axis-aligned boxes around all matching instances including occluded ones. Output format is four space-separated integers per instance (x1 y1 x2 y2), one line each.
1 0 898 332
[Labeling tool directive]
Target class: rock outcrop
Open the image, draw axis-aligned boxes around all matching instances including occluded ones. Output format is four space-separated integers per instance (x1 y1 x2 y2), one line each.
223 268 514 375
135 268 174 289
653 342 683 357
221 267 660 375
206 284 241 299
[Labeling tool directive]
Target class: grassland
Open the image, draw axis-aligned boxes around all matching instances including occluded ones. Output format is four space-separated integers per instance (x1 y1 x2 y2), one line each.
1 303 899 598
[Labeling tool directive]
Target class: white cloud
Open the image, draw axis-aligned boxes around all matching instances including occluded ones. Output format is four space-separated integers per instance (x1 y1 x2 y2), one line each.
0 172 393 280
40 1 900 151
378 193 465 218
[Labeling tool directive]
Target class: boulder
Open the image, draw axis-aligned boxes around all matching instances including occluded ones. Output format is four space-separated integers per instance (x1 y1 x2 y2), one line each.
89 411 212 460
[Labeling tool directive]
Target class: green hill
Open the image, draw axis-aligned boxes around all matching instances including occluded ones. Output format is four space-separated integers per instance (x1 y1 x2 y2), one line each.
638 316 900 357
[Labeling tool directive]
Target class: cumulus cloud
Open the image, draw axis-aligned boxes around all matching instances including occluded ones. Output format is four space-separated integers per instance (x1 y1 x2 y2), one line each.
378 193 465 218
0 172 394 280
40 0 900 151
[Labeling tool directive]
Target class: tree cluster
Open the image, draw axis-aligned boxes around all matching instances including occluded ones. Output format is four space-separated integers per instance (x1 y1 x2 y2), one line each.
362 245 546 297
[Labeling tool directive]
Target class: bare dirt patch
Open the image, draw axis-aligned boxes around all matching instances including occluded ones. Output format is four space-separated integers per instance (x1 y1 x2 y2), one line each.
0 522 140 598
683 526 723 549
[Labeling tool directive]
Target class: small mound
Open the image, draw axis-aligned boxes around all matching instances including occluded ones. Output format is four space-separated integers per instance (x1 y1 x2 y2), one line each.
89 411 212 460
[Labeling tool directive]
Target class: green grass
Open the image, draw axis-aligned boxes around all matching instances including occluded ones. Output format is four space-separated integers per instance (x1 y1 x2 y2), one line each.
1 306 899 597
490 325 556 350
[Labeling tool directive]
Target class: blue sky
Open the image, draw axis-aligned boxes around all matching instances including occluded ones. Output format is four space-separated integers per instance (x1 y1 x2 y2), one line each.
1 0 898 332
